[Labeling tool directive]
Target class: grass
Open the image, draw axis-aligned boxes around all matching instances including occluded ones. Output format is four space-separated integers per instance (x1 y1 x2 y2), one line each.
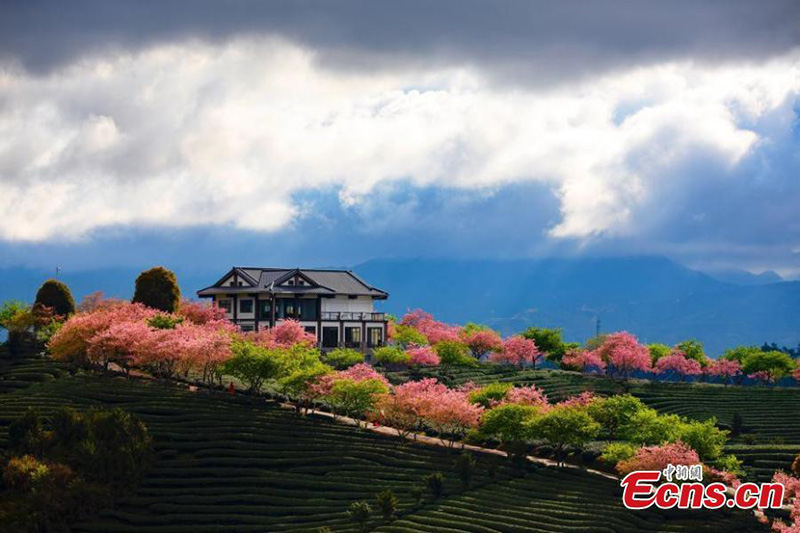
384 365 800 481
0 357 767 532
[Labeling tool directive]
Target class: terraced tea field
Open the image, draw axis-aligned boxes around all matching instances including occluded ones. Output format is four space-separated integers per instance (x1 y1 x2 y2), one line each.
0 359 766 532
386 365 800 481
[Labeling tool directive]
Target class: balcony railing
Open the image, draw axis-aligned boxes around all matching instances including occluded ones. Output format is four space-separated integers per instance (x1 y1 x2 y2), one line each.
320 311 386 321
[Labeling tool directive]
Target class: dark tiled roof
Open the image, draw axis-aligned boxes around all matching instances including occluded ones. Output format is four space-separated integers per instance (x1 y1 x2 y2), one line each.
197 267 388 298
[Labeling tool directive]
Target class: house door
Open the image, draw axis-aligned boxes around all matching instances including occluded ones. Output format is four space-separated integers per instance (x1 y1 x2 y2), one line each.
322 326 339 349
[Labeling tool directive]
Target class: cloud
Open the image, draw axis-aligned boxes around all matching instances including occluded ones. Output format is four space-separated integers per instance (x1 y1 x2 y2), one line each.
1 39 798 251
2 0 800 88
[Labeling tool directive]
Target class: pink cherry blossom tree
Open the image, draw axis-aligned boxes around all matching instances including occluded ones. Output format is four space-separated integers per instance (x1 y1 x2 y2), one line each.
405 344 440 366
400 309 461 344
706 359 743 385
616 442 700 476
562 349 606 374
590 332 651 379
422 388 484 447
177 299 229 325
503 384 550 410
490 336 542 369
461 329 502 359
246 319 317 349
654 350 702 381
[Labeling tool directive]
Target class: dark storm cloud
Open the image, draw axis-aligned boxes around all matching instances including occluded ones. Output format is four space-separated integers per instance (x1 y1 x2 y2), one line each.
2 0 799 84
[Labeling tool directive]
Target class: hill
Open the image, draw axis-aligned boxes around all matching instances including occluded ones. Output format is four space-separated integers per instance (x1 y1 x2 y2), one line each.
354 257 800 355
0 356 766 532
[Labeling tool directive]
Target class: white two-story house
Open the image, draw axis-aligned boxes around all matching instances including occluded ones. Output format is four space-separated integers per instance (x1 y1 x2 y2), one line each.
197 267 389 351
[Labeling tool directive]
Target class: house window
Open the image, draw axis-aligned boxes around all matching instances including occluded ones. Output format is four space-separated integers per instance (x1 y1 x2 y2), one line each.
240 324 255 332
239 299 253 314
217 299 232 313
304 326 317 336
238 281 244 286
368 327 383 348
322 327 339 349
297 299 317 320
345 327 362 348
258 300 272 320
288 280 294 285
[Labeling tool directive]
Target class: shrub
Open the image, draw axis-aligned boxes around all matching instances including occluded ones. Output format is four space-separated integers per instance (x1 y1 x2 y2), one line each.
675 339 708 367
525 405 601 466
423 472 445 499
347 501 372 532
35 279 76 317
600 442 638 466
678 418 727 461
147 313 184 330
620 408 683 445
647 343 670 365
221 340 286 394
375 489 398 521
392 324 428 346
9 408 46 456
714 454 743 476
435 340 475 366
372 346 410 366
479 403 539 448
322 347 363 369
587 394 645 439
454 452 477 489
469 382 513 408
0 300 35 354
132 266 181 312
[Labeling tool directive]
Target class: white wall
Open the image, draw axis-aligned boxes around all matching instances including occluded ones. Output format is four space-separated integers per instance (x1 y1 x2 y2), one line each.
321 296 374 313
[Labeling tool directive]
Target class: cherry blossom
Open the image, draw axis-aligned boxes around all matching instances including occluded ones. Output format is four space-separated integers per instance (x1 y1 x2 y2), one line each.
654 350 702 381
490 336 542 368
706 359 743 385
400 309 461 344
562 349 606 374
590 332 651 378
405 344 440 366
616 442 700 475
461 329 502 358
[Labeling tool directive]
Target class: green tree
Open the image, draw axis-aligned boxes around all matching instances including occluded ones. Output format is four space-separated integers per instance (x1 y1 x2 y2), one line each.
525 405 600 466
647 343 670 365
620 409 683 445
742 350 796 382
372 346 410 365
679 418 727 461
347 501 372 532
587 394 646 439
392 324 428 346
675 339 708 366
423 471 445 499
599 442 638 466
454 452 477 489
34 279 76 317
522 327 569 362
0 300 35 354
722 345 762 363
375 489 398 521
468 382 512 408
434 341 475 367
132 266 181 312
322 347 363 369
221 340 287 394
328 378 388 423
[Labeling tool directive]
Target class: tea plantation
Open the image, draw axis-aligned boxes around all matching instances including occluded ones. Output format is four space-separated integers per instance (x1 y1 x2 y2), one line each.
0 357 766 532
385 365 800 481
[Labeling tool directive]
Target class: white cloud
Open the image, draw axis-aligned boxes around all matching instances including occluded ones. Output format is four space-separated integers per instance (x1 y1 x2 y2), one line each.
0 38 798 242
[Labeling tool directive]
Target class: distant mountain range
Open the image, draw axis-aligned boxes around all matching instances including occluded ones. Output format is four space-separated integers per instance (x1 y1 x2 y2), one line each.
354 257 800 356
1 256 797 356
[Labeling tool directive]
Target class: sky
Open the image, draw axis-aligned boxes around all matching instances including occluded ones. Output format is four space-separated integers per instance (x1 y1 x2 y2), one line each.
1 1 799 277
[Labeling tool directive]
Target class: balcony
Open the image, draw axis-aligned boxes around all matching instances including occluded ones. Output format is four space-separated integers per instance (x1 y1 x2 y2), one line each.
320 311 386 321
